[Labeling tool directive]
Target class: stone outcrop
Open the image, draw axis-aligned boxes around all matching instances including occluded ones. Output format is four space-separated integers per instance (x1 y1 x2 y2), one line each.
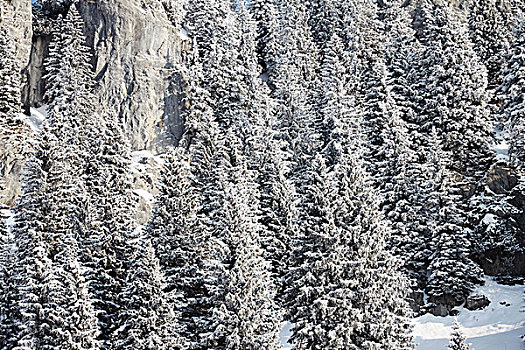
24 0 187 152
2 0 188 209
0 0 34 206
465 294 490 311
0 0 33 72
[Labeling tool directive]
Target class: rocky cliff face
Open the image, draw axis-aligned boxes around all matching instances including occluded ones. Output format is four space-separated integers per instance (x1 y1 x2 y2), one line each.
0 0 33 205
0 0 32 72
2 0 187 210
26 0 187 151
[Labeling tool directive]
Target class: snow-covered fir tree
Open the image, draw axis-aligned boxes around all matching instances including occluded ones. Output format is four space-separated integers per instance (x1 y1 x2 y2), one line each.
6 112 99 349
213 163 282 350
501 17 525 170
235 2 298 292
45 6 96 119
284 152 414 349
284 28 413 349
448 319 472 350
0 180 13 348
412 0 494 177
144 147 203 347
0 136 48 348
0 25 23 132
468 0 512 90
83 112 140 347
407 0 494 295
249 0 281 90
178 2 283 346
423 129 483 306
41 233 100 349
115 238 181 350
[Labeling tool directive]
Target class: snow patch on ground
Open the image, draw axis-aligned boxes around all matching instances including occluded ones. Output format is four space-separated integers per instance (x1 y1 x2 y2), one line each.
279 322 293 349
482 213 496 225
494 129 511 162
131 150 164 175
26 105 48 132
415 277 524 350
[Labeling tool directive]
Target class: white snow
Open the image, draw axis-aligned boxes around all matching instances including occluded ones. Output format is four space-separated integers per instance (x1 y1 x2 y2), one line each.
131 150 164 175
494 129 510 162
279 322 293 349
414 277 524 350
26 105 48 132
482 213 496 225
179 27 190 41
134 188 154 204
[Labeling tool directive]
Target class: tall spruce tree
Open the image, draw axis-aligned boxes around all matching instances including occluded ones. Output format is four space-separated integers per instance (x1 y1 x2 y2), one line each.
0 25 23 132
115 239 181 350
448 320 472 350
501 18 525 170
284 28 414 349
468 0 512 91
145 146 203 348
0 179 13 347
236 2 298 293
249 0 281 90
7 114 99 349
285 150 414 349
409 0 494 298
178 2 283 346
213 163 282 350
413 0 494 176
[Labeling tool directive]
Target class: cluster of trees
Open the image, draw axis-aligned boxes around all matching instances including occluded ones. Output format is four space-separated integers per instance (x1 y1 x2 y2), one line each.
0 0 523 349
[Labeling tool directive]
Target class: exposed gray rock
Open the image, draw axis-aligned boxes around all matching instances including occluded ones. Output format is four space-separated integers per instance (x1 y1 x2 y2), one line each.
24 0 187 152
130 150 164 225
0 0 33 72
6 0 187 215
408 290 425 315
423 303 451 317
478 251 525 276
487 163 518 195
465 294 490 311
0 0 33 206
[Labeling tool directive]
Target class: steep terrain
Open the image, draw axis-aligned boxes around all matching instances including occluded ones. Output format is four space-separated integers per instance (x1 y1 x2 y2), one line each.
1 0 186 206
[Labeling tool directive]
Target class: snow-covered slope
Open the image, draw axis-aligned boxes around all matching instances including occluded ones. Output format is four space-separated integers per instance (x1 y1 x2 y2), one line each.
415 277 524 350
279 278 524 349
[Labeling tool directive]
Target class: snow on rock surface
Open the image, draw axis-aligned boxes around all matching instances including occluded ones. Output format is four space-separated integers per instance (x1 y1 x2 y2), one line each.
415 277 524 350
279 322 293 349
131 150 164 224
494 129 511 162
26 105 48 132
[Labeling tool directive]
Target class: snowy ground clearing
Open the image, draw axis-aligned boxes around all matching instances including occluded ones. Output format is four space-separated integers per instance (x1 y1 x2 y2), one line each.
279 278 524 349
414 277 524 350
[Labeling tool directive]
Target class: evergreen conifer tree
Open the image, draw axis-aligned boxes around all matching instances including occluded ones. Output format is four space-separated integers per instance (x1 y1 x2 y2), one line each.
249 0 281 90
0 25 23 132
0 179 14 348
236 2 298 292
448 320 472 350
145 147 203 347
115 239 181 350
7 113 99 349
468 0 511 90
501 18 525 170
284 29 413 349
178 4 284 345
413 0 494 177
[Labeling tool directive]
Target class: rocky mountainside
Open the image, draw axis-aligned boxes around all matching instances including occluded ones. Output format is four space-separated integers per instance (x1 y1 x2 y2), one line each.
1 0 187 206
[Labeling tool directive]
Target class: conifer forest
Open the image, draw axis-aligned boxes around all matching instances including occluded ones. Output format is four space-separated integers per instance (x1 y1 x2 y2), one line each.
0 0 524 349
